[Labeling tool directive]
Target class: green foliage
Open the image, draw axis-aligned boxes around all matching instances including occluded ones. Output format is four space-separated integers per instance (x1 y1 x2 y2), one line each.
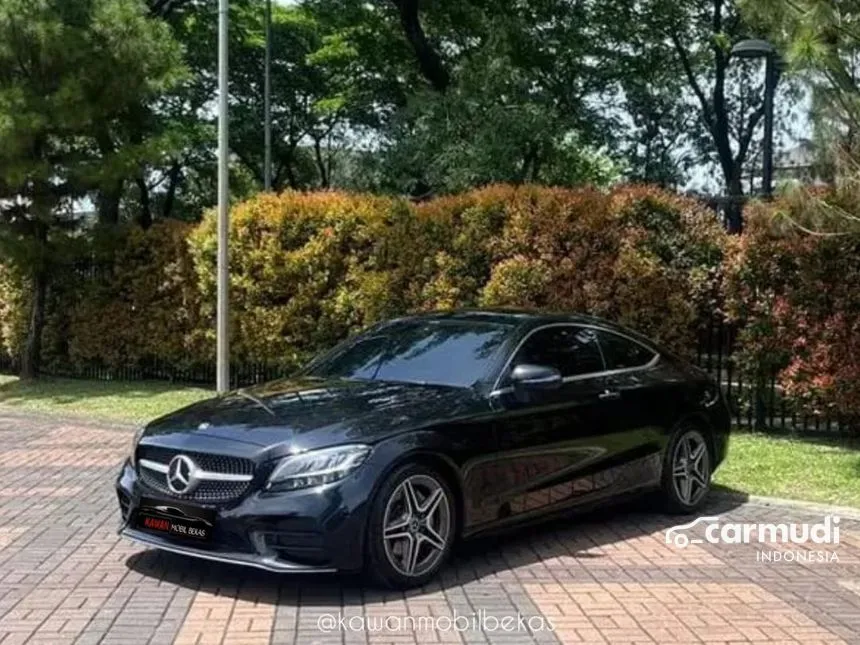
0 0 185 375
0 264 26 359
370 39 620 193
744 0 860 177
187 191 422 368
67 221 206 371
0 0 183 203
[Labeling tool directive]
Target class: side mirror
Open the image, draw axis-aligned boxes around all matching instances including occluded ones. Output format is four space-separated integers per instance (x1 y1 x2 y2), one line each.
510 364 563 391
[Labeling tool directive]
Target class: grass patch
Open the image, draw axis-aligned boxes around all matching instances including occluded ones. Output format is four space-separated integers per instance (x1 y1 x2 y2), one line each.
0 374 212 425
715 432 860 508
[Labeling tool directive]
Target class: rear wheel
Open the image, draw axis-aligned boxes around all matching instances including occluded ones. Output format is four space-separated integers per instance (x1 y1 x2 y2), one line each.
661 426 712 514
366 463 455 589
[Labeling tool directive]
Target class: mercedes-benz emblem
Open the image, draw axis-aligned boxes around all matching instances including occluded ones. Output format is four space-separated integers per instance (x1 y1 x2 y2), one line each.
166 455 198 495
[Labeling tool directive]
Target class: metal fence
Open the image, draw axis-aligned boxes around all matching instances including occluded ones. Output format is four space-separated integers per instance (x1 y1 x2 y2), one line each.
0 353 287 390
0 319 854 437
694 318 850 437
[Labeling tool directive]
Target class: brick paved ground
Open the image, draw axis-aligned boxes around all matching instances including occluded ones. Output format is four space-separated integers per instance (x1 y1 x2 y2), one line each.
0 410 859 645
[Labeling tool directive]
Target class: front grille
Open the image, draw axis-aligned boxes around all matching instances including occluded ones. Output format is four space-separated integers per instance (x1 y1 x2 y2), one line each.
138 446 254 476
137 446 255 503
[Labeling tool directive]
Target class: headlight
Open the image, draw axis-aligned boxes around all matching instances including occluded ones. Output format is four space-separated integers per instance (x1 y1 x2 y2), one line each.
129 427 145 466
267 445 371 491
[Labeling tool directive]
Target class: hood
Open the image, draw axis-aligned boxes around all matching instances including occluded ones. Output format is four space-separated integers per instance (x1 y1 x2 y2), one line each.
143 377 487 449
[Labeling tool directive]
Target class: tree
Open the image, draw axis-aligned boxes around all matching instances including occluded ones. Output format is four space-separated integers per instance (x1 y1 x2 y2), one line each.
609 0 778 231
0 0 183 378
589 2 699 188
127 0 365 218
307 0 622 195
390 0 450 92
228 2 355 191
744 0 860 174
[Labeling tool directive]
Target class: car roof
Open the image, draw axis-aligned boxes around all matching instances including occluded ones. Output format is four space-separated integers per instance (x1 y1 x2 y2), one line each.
393 308 645 337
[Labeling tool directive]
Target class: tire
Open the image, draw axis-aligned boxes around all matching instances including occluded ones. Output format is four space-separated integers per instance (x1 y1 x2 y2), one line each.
660 425 712 514
365 463 456 589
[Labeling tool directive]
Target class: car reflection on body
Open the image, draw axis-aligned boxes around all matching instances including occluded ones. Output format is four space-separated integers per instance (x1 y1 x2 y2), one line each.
116 309 730 588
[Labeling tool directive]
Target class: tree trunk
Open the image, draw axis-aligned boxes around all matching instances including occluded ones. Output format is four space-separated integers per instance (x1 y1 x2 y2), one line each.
284 161 298 190
136 176 152 229
313 138 329 188
162 161 181 220
20 270 47 380
391 0 450 92
724 174 744 234
98 179 124 225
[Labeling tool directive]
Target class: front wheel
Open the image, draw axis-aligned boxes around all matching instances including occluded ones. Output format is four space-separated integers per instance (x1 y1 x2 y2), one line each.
661 426 712 514
365 463 455 589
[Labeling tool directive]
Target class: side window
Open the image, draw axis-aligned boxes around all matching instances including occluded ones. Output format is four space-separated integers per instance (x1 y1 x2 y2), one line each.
597 331 657 370
511 327 605 379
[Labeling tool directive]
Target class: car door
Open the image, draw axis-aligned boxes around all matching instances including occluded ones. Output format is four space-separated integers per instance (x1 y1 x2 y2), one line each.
592 328 666 490
479 325 615 529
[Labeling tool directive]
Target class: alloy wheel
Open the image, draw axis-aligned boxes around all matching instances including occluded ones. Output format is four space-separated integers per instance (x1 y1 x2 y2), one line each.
671 430 710 506
382 474 452 578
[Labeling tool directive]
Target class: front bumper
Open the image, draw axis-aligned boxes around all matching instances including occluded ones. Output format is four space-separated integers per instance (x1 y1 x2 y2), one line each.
116 459 370 573
120 527 337 572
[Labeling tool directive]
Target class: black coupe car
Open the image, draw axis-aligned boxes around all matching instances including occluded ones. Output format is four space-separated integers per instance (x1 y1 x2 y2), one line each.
117 310 730 588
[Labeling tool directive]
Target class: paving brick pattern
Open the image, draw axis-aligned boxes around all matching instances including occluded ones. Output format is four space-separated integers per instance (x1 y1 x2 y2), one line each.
0 410 859 645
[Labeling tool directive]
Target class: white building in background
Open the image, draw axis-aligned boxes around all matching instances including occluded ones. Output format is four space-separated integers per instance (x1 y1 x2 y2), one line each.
772 141 829 187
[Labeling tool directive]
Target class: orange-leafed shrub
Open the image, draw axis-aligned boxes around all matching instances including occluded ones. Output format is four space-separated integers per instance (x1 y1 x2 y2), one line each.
415 185 726 353
182 185 727 369
2 184 729 378
725 198 860 422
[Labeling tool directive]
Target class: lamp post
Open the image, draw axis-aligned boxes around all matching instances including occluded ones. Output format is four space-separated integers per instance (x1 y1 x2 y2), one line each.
731 39 780 199
264 0 272 191
731 39 780 429
217 0 230 394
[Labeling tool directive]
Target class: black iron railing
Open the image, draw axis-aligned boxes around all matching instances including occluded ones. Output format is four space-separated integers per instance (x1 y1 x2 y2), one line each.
1 319 854 436
694 317 850 437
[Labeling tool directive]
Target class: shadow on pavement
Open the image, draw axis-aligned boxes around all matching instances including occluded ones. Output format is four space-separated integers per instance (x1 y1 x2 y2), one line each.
124 491 749 605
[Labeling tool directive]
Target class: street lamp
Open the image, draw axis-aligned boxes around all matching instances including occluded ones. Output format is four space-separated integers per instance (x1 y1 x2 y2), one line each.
731 39 780 199
217 0 230 393
264 0 272 191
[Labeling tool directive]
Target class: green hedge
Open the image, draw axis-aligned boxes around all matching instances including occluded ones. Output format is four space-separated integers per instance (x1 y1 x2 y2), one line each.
0 184 727 376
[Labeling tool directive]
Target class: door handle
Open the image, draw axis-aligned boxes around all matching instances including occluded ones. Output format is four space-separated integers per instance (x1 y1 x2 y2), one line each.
598 389 621 401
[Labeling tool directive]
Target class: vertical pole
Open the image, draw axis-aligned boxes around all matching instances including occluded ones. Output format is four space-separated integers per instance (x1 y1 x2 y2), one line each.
762 54 776 199
264 0 272 191
217 0 230 394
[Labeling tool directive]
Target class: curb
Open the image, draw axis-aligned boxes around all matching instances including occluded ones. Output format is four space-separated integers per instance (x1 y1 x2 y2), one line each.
714 490 860 521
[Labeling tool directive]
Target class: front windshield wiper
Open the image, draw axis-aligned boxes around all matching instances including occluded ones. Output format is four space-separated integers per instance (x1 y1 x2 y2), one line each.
235 389 276 417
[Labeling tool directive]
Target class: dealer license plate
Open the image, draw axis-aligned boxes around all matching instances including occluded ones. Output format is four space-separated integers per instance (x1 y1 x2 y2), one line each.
136 497 215 542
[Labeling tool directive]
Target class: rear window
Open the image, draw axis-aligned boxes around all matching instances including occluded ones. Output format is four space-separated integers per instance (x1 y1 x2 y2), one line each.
597 331 657 370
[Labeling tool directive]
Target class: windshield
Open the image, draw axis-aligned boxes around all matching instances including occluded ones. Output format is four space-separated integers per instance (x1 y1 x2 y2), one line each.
305 320 511 388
